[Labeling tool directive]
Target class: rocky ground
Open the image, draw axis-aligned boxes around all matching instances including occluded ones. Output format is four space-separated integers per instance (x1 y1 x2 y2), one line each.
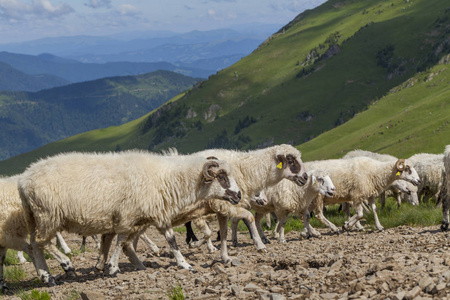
3 224 450 300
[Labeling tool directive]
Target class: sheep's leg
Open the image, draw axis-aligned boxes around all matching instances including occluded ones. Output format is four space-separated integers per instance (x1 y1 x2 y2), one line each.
96 233 115 271
185 221 199 244
29 233 55 285
379 191 387 210
106 233 129 275
276 213 288 243
91 235 101 251
441 195 450 231
189 218 217 253
0 247 7 292
273 220 281 239
17 251 27 264
45 243 76 277
122 239 146 271
139 233 160 256
343 202 364 231
254 212 270 244
230 217 240 247
301 208 320 238
55 232 71 255
396 193 402 209
81 236 87 253
217 214 231 264
312 197 340 233
369 196 384 231
265 213 272 228
161 227 193 271
231 207 266 252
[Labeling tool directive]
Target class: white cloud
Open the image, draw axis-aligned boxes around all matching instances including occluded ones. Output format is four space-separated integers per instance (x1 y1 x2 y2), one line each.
0 0 74 21
84 0 111 9
115 4 139 16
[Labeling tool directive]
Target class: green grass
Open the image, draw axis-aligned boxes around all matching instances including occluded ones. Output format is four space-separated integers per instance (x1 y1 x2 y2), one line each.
167 284 185 300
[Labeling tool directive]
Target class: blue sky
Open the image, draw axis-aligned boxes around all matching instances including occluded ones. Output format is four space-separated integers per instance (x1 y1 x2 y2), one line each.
0 0 327 43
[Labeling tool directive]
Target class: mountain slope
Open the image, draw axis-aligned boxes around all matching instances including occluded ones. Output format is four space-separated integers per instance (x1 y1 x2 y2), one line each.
0 71 199 160
0 0 449 175
0 61 69 91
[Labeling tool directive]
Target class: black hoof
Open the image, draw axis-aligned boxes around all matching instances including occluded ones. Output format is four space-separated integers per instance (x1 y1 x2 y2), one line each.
441 221 449 232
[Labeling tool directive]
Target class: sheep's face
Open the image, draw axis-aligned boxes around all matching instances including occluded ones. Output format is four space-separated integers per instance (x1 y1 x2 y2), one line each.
396 181 419 206
202 160 241 205
276 153 308 186
313 175 336 197
395 159 421 186
250 190 268 206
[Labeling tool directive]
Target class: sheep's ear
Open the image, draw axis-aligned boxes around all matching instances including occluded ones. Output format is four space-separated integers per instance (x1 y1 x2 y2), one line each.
276 154 287 170
311 175 317 186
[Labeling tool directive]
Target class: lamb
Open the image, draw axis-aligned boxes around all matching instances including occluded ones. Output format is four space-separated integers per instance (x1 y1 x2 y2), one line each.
441 145 450 231
234 169 335 244
307 157 421 232
18 150 241 284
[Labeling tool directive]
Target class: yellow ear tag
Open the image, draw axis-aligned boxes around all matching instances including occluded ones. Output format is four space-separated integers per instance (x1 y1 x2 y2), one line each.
277 162 283 169
396 171 400 176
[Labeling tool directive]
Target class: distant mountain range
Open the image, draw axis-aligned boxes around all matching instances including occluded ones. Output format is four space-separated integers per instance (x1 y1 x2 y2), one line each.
0 70 199 160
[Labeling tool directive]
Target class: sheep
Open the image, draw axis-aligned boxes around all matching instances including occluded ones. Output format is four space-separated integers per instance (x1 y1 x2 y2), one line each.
234 169 335 244
307 157 421 232
407 153 445 204
0 176 82 292
442 145 450 231
18 151 241 284
95 145 307 269
185 190 268 253
343 150 418 209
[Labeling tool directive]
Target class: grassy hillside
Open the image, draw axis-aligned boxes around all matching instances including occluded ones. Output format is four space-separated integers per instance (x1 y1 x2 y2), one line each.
299 55 450 161
0 0 449 175
0 71 198 161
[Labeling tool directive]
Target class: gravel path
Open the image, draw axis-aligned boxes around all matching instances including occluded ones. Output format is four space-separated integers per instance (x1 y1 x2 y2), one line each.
3 225 450 299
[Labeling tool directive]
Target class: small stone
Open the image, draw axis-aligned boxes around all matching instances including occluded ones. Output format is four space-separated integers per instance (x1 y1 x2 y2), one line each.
231 258 242 266
205 287 219 294
80 292 106 300
244 283 260 292
419 276 433 290
404 286 421 300
393 291 405 300
195 277 207 286
269 286 284 293
270 293 286 300
230 284 242 296
320 293 339 299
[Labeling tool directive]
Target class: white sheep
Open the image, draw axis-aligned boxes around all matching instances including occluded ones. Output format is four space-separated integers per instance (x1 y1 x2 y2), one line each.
441 145 450 231
307 157 421 232
236 169 335 244
18 150 241 284
0 176 84 291
343 150 418 209
408 153 445 204
95 145 307 269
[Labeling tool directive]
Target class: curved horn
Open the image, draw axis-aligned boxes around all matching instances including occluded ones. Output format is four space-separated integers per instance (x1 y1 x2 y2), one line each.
203 161 219 181
206 156 218 160
396 159 406 172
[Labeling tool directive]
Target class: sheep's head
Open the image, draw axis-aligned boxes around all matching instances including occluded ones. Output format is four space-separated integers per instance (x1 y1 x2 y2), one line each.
395 180 419 206
276 152 308 186
312 174 336 198
394 159 421 187
202 160 241 205
250 190 268 206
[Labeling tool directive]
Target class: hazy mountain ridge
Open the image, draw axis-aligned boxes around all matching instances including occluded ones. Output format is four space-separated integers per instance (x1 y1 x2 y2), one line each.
0 70 199 160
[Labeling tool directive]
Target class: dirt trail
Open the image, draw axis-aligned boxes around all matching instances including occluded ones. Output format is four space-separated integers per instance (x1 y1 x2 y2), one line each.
3 225 450 299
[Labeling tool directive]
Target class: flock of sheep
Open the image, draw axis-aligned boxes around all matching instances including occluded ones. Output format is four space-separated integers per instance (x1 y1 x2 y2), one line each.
0 144 449 293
